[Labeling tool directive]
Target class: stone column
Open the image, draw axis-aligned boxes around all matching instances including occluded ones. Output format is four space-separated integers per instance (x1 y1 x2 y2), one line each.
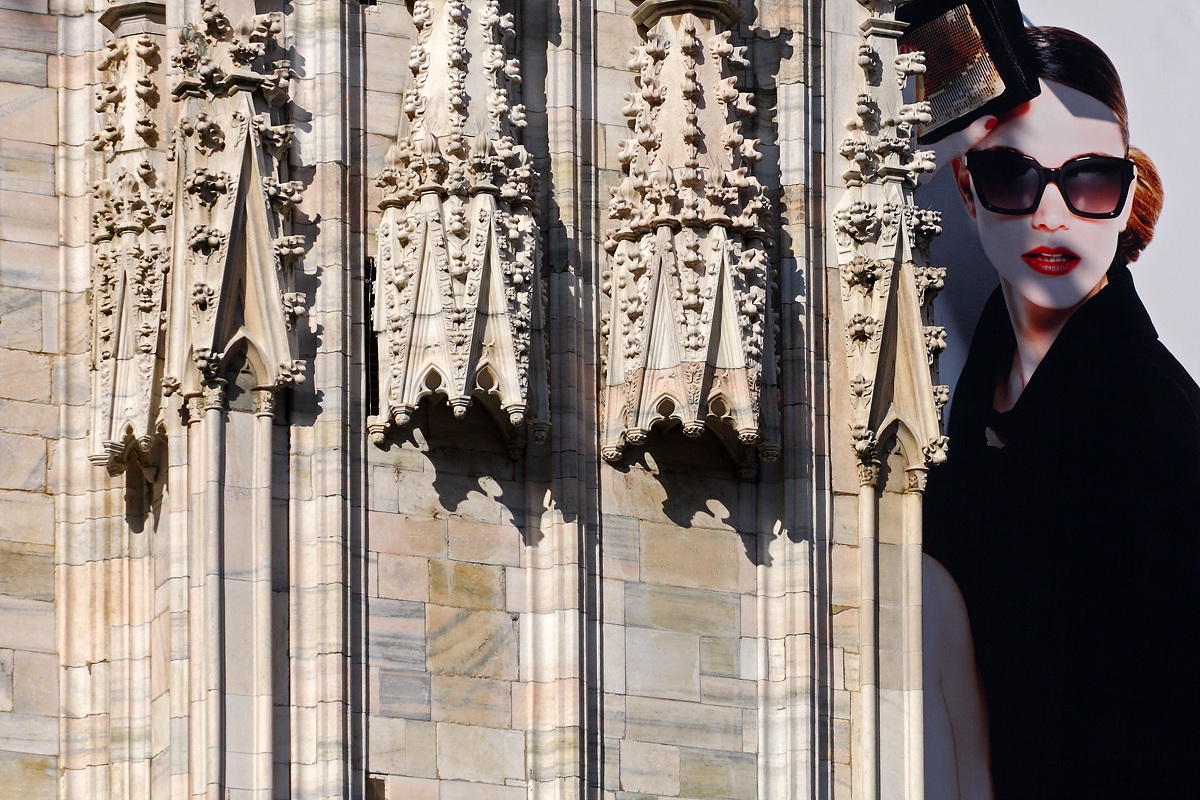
198 379 227 799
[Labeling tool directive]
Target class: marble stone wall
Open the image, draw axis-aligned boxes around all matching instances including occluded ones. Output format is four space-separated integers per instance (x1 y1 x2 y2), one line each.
0 0 66 794
357 2 828 799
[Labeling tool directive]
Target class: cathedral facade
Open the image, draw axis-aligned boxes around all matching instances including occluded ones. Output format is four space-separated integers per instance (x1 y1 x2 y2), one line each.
0 0 944 797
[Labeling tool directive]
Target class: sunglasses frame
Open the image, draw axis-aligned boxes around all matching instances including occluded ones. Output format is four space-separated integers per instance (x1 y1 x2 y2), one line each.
963 150 1136 219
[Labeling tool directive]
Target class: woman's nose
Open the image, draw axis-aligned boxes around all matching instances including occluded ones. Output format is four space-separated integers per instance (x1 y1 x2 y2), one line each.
1032 183 1071 230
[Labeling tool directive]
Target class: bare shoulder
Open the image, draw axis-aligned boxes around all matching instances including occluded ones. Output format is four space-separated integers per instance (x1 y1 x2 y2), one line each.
923 554 971 656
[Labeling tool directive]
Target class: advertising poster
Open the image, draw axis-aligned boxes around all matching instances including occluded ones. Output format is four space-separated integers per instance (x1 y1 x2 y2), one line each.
927 1 1200 390
920 2 1200 797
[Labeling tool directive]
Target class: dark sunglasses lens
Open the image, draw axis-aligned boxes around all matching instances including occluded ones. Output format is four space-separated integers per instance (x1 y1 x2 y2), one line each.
1062 159 1128 216
971 153 1040 212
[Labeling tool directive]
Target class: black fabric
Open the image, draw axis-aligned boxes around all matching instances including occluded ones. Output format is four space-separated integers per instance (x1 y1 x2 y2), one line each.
924 264 1200 799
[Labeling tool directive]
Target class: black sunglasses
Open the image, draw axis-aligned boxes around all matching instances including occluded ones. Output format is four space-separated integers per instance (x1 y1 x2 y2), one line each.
963 150 1136 219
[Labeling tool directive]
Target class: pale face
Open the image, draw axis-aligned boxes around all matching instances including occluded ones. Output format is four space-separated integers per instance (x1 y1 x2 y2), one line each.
954 79 1135 311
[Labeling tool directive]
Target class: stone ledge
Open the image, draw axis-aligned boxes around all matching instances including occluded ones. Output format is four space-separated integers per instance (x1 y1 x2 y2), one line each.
631 0 743 28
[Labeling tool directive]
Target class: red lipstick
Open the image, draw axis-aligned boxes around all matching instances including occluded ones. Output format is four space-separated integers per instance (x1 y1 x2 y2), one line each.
1022 246 1080 276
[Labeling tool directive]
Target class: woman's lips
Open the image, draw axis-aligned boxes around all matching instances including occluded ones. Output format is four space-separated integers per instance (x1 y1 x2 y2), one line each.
1022 246 1080 276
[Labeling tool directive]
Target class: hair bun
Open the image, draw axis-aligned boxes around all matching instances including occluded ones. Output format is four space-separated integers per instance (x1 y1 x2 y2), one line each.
1119 146 1163 265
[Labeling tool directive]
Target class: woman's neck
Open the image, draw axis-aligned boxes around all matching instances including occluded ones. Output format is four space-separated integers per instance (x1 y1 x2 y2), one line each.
994 275 1108 411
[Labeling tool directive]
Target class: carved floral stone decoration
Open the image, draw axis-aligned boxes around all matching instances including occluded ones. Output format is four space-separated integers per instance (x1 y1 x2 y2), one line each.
162 0 306 405
369 0 548 450
89 1 173 477
601 0 779 467
89 0 306 474
835 7 948 484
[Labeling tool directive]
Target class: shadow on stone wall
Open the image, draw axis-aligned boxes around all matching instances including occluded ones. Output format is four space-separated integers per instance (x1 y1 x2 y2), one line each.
612 429 773 567
373 399 555 548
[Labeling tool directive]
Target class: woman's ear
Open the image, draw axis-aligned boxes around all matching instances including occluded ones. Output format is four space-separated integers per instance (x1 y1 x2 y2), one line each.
951 158 977 220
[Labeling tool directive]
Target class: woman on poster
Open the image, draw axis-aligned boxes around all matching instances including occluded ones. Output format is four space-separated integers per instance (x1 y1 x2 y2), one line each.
921 25 1200 800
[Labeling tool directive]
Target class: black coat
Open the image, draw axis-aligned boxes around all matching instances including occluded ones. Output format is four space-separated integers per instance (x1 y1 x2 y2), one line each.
924 264 1200 799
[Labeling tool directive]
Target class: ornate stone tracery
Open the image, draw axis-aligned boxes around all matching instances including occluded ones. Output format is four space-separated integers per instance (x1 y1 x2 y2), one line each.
601 0 779 467
88 1 173 477
835 8 946 478
369 0 548 452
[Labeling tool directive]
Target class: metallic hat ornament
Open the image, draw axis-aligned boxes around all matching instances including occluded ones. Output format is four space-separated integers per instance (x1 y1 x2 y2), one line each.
898 0 1040 143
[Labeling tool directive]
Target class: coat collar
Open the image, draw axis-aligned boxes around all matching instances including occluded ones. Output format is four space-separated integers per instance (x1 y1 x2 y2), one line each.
952 263 1159 446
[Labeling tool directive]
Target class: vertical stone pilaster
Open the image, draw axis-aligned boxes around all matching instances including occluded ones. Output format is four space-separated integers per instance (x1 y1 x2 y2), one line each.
58 5 172 798
527 2 595 797
756 3 824 797
827 1 948 797
276 0 358 791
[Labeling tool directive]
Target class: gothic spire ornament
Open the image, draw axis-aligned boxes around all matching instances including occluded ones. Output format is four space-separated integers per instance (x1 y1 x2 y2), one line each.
162 0 306 403
834 17 947 478
602 0 779 466
369 0 548 451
